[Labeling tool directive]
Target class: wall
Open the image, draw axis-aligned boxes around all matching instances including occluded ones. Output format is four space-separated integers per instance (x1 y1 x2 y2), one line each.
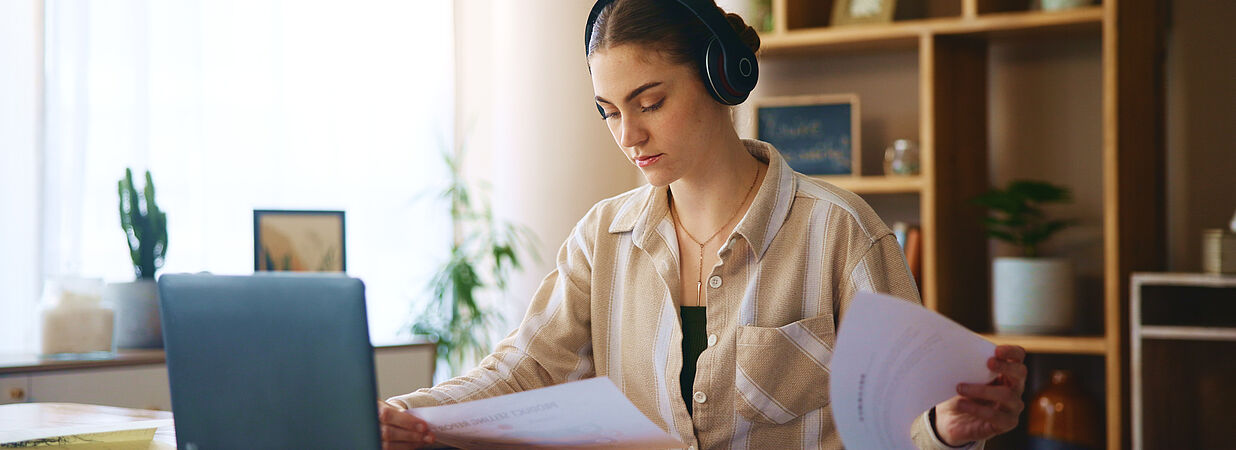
1166 0 1236 272
454 0 641 325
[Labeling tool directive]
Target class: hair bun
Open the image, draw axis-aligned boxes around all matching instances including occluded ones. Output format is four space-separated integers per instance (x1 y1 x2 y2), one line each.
723 11 761 53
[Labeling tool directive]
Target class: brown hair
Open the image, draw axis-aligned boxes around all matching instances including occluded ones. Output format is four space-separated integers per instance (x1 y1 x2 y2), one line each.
586 0 760 71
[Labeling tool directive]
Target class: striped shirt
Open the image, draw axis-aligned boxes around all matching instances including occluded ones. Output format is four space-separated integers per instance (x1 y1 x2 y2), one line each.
390 140 979 449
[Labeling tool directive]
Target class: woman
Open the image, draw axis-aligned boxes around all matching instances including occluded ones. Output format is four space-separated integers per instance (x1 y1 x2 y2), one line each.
378 1 1026 448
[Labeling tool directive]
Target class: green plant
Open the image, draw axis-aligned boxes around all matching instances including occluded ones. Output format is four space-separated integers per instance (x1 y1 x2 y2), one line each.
118 168 167 280
411 144 537 378
972 180 1074 258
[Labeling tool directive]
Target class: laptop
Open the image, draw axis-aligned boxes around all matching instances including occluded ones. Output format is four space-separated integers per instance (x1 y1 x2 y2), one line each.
158 273 381 450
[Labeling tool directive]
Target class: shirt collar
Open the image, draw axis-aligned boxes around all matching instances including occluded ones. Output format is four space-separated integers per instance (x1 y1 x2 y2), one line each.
607 139 797 260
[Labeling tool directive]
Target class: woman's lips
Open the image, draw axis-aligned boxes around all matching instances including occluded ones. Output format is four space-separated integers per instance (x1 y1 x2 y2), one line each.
635 154 664 168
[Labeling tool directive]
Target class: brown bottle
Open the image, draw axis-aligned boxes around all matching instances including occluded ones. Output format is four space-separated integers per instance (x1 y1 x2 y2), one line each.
1028 369 1101 449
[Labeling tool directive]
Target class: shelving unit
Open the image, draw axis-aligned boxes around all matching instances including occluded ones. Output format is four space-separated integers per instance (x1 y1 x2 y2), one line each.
748 1 1166 448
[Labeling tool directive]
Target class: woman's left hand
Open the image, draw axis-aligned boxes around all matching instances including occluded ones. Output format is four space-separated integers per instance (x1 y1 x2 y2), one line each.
934 344 1027 446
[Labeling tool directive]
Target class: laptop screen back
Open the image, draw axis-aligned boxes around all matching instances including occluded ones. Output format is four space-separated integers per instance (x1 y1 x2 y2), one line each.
158 273 380 449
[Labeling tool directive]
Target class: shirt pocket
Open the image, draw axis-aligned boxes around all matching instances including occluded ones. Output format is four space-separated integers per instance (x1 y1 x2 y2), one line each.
734 313 836 424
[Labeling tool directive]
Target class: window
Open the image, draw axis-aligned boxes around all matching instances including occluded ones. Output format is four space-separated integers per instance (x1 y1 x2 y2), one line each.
2 0 454 351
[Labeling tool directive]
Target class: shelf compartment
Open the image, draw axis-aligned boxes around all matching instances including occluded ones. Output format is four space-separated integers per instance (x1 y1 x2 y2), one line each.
980 333 1107 355
811 175 923 194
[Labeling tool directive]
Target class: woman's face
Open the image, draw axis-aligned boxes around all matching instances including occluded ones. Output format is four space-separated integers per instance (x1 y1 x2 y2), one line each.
589 44 730 187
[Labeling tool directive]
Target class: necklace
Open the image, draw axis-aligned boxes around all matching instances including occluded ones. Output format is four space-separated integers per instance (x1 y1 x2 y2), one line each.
670 164 761 307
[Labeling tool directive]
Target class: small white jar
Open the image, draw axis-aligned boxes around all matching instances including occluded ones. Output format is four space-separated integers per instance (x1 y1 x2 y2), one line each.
38 278 115 359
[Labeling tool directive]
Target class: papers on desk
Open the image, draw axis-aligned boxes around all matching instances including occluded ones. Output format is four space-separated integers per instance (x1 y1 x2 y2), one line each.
407 377 683 449
0 403 172 448
830 292 998 449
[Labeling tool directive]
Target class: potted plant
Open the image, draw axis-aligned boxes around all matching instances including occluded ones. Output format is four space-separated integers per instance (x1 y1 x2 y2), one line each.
973 180 1075 334
105 168 168 348
411 145 536 381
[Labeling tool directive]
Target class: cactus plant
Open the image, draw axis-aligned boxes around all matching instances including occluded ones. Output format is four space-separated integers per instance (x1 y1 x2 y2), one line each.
118 168 168 280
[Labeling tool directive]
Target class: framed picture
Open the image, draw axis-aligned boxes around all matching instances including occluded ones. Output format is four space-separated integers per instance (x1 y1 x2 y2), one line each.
749 94 861 176
832 0 897 26
253 210 346 272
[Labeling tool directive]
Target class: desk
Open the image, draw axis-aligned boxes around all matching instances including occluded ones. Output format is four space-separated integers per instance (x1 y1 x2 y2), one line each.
0 402 176 448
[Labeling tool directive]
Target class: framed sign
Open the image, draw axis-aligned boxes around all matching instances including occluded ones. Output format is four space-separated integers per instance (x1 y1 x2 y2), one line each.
253 210 346 272
750 94 861 176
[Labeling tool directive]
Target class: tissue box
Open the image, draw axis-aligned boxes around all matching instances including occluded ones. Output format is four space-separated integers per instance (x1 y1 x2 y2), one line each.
1202 229 1236 274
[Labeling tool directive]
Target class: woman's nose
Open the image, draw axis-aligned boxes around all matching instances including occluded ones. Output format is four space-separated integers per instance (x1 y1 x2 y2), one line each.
617 117 648 148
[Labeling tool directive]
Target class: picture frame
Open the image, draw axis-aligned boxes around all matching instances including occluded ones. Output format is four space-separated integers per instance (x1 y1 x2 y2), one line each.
749 93 861 176
253 210 346 272
831 0 897 26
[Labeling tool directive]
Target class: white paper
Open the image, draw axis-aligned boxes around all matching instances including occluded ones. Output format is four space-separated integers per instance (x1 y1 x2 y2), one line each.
408 377 684 449
830 292 998 449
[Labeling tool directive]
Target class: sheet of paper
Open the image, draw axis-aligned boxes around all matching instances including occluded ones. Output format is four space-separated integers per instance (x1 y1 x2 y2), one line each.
0 419 169 446
830 292 998 449
407 377 683 449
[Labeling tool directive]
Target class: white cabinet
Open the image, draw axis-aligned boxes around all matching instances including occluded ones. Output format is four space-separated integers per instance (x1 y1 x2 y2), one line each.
0 343 435 410
0 375 29 405
29 365 171 410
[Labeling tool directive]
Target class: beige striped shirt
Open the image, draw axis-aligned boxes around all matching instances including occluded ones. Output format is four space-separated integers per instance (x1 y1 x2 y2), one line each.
391 140 978 449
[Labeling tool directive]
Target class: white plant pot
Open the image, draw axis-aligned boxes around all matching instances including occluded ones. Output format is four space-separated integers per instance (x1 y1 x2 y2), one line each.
105 280 163 348
993 257 1075 334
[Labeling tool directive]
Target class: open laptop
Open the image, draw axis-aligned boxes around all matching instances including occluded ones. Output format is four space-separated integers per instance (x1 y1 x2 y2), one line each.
158 273 381 449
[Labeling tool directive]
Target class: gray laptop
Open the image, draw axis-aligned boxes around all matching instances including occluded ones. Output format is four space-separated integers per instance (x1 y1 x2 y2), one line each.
158 273 381 450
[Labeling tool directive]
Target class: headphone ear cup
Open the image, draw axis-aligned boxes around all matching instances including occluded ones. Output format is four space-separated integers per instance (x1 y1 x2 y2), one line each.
702 38 745 105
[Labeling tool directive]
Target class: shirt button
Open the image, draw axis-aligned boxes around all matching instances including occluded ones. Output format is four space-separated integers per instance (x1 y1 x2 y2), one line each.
707 334 717 347
708 276 722 289
693 391 707 404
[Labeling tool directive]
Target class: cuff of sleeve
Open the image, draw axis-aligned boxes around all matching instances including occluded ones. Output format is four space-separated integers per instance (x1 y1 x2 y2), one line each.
923 408 980 449
386 391 442 409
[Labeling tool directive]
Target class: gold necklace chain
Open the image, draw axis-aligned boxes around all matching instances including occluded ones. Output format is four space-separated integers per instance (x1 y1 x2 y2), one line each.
670 164 761 307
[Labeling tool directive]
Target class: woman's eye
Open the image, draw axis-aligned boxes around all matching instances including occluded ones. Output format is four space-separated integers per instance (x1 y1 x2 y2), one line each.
641 100 664 112
601 110 618 120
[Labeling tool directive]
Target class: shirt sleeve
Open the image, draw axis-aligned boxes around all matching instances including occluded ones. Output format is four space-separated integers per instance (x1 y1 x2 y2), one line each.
838 234 987 450
387 222 596 408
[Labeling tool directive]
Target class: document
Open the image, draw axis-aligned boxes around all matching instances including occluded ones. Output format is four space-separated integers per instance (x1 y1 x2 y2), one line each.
0 403 171 448
407 377 684 449
830 292 998 449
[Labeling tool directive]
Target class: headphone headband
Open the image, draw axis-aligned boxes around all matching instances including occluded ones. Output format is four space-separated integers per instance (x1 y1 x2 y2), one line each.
585 0 758 106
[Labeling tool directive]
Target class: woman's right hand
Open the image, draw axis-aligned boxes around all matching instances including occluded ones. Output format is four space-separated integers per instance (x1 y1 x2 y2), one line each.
377 400 436 449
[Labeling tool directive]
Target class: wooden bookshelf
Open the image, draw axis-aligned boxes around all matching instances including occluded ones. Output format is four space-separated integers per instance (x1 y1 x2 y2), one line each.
811 175 924 194
752 1 1167 448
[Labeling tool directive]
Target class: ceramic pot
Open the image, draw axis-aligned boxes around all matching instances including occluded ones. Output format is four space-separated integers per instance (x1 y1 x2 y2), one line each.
1028 370 1100 449
993 257 1075 334
105 280 163 348
1040 0 1092 11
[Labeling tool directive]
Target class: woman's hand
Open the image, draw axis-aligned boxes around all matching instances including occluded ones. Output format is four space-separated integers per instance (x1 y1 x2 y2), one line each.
377 400 436 449
934 345 1027 446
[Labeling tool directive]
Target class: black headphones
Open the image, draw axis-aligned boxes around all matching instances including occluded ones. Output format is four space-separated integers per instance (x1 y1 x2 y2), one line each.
585 0 759 110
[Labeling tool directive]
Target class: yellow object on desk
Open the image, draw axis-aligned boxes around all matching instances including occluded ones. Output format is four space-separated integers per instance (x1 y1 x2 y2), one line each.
0 403 174 449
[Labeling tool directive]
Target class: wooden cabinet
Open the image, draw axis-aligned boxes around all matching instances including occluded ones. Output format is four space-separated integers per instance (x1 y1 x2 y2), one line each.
744 1 1166 448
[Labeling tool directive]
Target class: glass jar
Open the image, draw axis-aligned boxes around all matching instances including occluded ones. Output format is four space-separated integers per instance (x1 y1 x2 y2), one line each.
1028 369 1101 449
883 139 920 175
38 277 115 360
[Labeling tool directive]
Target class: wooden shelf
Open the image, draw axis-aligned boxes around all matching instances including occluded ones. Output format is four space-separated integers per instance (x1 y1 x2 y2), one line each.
759 7 1102 56
811 175 923 194
979 333 1108 355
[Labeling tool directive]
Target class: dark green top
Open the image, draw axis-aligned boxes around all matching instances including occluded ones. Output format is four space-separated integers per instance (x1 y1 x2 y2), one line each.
679 306 708 416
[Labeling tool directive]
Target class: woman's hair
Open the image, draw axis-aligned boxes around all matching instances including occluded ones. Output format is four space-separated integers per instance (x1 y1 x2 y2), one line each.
586 0 761 71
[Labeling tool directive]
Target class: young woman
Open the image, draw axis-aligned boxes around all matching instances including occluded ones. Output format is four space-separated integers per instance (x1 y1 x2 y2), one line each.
378 1 1026 448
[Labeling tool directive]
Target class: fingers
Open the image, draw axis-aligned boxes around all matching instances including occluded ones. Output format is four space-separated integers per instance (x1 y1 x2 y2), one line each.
995 345 1026 363
953 397 1019 432
987 356 1028 392
377 401 435 448
957 382 1024 416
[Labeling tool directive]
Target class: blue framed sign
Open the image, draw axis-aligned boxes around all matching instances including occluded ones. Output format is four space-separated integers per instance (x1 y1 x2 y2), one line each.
751 94 861 176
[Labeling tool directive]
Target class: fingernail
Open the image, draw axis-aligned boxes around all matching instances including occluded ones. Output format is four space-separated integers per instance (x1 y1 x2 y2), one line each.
957 384 970 395
423 435 434 443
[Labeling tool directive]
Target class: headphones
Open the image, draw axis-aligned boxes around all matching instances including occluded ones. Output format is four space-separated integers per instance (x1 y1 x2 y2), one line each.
585 0 759 111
